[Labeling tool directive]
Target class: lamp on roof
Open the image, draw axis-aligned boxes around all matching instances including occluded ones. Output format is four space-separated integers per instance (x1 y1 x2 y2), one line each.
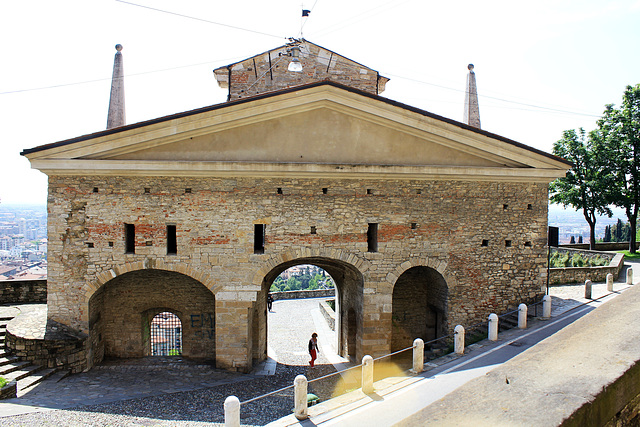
287 45 303 72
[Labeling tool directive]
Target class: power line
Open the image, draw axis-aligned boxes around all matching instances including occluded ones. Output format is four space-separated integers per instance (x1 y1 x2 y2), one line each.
0 57 241 96
299 0 320 37
115 0 286 40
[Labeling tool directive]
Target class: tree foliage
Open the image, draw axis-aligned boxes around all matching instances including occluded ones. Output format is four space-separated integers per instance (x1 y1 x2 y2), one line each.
596 84 640 253
550 128 613 249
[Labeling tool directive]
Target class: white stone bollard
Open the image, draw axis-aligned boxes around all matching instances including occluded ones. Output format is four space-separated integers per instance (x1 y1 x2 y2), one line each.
518 303 527 329
294 375 308 420
585 279 592 299
362 355 374 394
628 268 634 285
607 273 614 292
542 295 552 319
224 396 240 427
488 313 498 341
454 325 465 354
412 338 424 374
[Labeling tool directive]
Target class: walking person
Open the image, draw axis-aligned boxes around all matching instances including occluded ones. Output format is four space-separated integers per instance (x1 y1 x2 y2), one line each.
308 333 319 367
267 293 273 311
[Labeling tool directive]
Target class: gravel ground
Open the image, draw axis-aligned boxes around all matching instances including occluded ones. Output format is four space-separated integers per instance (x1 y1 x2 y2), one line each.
1 298 341 427
1 362 340 427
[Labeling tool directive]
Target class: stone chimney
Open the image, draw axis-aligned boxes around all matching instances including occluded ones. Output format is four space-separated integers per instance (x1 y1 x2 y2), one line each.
107 44 126 129
463 64 481 129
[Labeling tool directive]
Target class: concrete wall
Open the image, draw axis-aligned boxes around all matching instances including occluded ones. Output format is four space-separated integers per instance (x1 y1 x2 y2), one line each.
0 279 46 304
46 175 549 371
271 289 335 301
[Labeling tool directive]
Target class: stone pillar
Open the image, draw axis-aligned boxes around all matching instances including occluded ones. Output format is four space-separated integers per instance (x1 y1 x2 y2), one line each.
215 295 255 372
488 313 498 341
362 355 374 394
585 280 593 299
606 273 614 292
542 295 552 319
454 325 465 354
412 338 424 374
294 375 308 420
627 268 634 285
224 396 240 427
518 303 527 329
361 290 391 359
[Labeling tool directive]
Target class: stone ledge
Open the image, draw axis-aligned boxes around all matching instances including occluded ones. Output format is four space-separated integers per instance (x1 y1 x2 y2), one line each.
0 380 17 400
319 299 336 331
550 249 624 285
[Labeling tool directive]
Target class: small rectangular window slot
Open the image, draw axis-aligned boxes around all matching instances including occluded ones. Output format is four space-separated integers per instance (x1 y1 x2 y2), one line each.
86 242 94 248
167 225 177 255
322 188 328 194
310 226 317 234
505 240 512 247
277 188 283 194
503 204 508 210
416 189 422 195
481 239 489 247
144 187 151 194
108 241 114 247
367 223 378 252
524 241 532 247
185 188 192 194
145 240 153 246
411 223 418 230
254 224 265 254
527 204 533 210
93 187 99 193
125 223 135 254
367 189 374 195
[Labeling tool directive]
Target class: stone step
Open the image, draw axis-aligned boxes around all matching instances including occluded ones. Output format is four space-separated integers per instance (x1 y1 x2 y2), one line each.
17 367 58 391
0 356 20 367
3 364 42 382
0 360 32 376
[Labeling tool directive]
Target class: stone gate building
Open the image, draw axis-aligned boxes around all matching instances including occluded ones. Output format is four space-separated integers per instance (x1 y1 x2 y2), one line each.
20 40 571 372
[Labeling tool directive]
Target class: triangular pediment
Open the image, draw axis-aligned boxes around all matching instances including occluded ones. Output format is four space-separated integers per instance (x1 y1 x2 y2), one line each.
22 82 571 182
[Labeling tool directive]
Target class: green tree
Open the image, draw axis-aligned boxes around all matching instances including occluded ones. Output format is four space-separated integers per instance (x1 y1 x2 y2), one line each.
597 84 640 253
550 128 613 250
604 225 611 242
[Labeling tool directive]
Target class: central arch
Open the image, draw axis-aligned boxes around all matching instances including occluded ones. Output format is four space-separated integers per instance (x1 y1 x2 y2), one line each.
88 269 216 367
252 256 365 364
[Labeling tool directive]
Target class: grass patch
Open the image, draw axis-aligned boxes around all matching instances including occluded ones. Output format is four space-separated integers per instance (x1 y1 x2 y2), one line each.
0 376 6 388
618 250 640 260
326 299 335 311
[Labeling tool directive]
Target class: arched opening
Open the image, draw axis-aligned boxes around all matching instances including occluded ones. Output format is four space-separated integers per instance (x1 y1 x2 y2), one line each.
150 311 182 356
88 269 215 367
252 257 363 366
391 266 448 352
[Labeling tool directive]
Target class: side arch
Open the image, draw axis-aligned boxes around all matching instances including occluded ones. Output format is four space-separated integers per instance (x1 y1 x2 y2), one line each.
84 259 221 307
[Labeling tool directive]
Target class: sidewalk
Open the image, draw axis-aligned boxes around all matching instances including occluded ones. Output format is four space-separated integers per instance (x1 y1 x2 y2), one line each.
267 260 640 426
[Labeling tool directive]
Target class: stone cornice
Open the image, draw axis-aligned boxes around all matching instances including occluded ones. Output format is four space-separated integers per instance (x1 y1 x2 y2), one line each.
31 159 565 182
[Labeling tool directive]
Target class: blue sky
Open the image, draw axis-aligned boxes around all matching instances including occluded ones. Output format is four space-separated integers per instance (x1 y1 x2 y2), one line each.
1 0 639 204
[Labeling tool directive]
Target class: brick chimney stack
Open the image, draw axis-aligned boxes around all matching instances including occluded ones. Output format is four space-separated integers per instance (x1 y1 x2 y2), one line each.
107 44 126 129
463 64 481 129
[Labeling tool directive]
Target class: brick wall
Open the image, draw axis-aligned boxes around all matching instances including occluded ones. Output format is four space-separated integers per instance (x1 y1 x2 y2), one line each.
46 174 548 370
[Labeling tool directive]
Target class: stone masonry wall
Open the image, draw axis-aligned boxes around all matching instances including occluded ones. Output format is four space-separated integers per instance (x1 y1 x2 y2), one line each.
223 41 385 101
46 175 548 370
0 279 47 304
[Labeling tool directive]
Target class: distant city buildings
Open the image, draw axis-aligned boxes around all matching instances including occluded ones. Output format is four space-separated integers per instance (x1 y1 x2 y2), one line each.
0 205 47 279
